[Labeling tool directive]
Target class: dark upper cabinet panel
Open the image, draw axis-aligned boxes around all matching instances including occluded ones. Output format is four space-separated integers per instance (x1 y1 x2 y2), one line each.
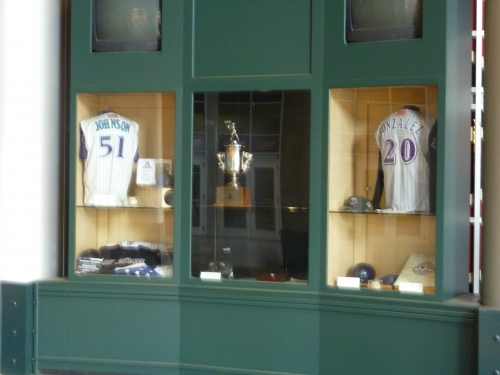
192 0 312 78
70 0 183 90
323 0 450 82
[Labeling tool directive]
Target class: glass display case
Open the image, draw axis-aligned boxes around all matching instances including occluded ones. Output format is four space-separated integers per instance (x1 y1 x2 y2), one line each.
74 92 175 278
328 85 438 294
191 90 311 283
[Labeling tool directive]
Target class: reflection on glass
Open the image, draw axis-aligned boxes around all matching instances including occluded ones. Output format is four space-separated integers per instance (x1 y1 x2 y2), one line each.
93 0 162 52
192 164 201 228
346 0 423 43
191 91 311 283
254 167 277 232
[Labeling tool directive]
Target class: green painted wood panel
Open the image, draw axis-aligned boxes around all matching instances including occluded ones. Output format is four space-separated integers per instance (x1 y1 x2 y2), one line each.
323 0 446 81
319 309 477 374
438 0 474 301
478 307 500 375
65 299 179 361
179 300 320 374
36 293 69 359
1 283 35 375
37 294 180 366
192 0 312 78
36 281 477 375
70 0 183 90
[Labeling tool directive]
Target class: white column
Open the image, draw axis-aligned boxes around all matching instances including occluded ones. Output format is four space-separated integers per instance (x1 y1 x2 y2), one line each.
0 0 63 281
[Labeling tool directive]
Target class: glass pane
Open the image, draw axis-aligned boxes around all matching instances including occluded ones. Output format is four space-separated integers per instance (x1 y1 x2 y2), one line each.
93 0 162 52
254 167 276 232
218 103 251 134
193 101 205 133
75 93 175 278
327 85 438 294
192 90 311 283
252 91 283 103
223 208 247 229
192 164 201 228
346 0 423 43
352 0 422 29
252 103 282 134
218 91 251 103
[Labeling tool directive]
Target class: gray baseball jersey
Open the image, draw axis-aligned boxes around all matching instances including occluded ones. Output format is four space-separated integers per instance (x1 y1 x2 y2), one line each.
80 112 139 206
374 106 435 212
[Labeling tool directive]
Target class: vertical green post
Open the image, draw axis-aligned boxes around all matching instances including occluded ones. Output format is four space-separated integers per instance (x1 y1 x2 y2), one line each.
1 282 35 375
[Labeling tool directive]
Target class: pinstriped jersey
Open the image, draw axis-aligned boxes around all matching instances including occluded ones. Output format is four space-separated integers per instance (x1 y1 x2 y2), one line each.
375 107 436 212
80 112 139 206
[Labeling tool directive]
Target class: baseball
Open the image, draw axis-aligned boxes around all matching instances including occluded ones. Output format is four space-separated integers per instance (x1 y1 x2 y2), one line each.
128 196 138 207
368 279 382 289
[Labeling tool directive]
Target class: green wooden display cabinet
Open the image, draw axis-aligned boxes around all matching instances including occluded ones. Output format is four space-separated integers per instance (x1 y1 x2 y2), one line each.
34 1 478 374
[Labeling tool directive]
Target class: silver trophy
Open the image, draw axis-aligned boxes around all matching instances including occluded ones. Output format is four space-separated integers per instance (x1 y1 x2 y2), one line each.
217 121 253 189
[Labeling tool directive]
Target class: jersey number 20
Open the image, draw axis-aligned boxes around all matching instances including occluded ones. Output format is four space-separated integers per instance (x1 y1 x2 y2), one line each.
383 137 417 165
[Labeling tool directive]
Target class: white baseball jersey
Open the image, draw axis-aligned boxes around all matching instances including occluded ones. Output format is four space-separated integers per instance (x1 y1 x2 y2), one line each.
374 106 436 212
80 112 139 206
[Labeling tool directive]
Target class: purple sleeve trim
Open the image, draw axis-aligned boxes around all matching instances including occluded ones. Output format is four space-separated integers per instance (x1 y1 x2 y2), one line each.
80 128 88 159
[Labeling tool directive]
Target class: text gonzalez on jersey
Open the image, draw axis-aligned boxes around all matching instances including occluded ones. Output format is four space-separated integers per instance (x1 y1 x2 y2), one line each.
377 115 425 136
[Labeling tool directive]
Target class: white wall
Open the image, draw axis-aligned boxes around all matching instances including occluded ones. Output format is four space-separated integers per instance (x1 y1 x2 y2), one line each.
0 0 64 281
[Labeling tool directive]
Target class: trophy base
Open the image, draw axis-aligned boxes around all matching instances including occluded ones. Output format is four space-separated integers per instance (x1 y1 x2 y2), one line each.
215 186 252 207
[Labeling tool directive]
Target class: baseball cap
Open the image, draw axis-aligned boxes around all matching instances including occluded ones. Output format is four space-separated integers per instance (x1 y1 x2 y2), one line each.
339 195 373 212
